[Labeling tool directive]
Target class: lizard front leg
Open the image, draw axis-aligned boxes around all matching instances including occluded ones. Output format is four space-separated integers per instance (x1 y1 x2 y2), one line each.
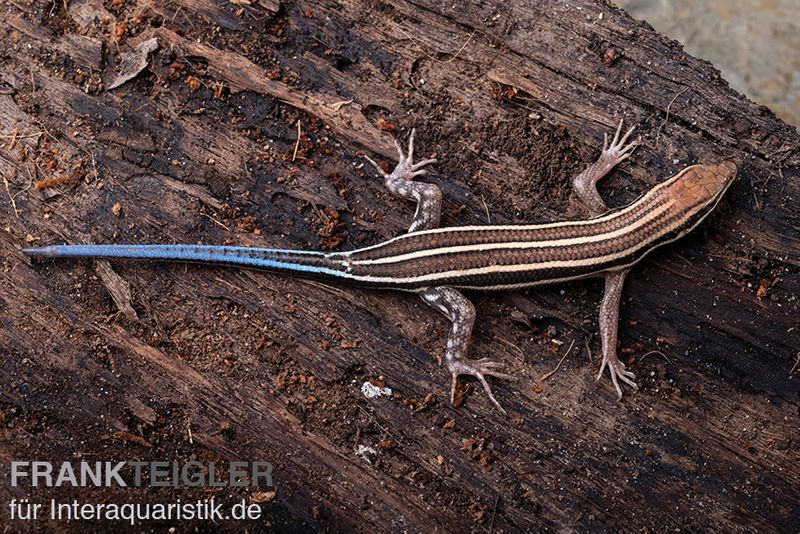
571 119 639 398
365 129 442 232
419 286 514 413
571 118 638 217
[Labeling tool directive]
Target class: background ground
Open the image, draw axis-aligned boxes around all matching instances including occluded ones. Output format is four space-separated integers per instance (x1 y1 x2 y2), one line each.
0 0 798 531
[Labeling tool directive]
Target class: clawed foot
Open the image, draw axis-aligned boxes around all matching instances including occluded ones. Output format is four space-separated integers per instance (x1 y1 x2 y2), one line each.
596 356 638 400
450 358 515 414
571 118 639 216
364 128 437 182
600 118 638 168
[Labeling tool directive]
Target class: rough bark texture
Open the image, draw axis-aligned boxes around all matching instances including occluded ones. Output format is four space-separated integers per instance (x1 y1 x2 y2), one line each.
1 0 798 531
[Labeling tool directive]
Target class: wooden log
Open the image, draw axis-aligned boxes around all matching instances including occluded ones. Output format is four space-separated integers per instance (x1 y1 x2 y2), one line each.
0 0 797 530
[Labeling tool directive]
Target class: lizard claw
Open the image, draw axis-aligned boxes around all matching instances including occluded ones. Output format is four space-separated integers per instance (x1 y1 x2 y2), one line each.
571 118 640 214
363 155 385 176
580 119 639 193
596 357 638 400
364 130 437 182
450 359 514 414
602 118 638 166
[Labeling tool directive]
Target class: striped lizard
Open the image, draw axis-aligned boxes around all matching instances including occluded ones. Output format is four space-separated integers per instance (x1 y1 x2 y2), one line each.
23 121 736 413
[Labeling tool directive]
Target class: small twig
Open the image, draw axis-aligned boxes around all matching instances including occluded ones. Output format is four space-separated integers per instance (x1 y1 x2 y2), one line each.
2 174 19 217
789 352 799 378
395 25 476 64
0 155 31 213
329 99 353 111
292 119 302 162
30 159 43 185
655 86 689 147
541 338 575 381
11 128 21 150
187 420 193 444
481 195 491 224
199 212 228 230
309 34 335 50
495 336 525 360
4 126 19 149
2 131 44 141
442 30 476 63
12 181 31 206
639 350 673 365
32 119 58 143
88 150 99 181
309 200 329 225
171 5 183 24
752 190 762 212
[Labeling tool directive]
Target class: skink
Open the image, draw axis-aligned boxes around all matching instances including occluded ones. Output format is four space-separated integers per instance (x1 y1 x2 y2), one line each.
23 121 737 413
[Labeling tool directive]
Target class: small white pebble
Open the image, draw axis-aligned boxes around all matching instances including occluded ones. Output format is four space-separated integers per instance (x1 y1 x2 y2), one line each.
361 381 392 399
355 445 377 464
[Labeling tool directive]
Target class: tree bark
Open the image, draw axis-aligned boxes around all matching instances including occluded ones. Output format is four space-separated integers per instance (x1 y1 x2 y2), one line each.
1 0 797 531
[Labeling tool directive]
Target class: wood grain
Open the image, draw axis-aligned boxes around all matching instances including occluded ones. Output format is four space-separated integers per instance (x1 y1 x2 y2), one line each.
0 0 797 531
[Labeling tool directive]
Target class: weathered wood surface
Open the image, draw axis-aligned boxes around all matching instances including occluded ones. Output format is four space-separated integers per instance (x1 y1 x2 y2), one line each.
1 0 798 530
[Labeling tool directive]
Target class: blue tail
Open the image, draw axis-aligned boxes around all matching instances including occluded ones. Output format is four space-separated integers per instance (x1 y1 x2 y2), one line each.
22 244 350 280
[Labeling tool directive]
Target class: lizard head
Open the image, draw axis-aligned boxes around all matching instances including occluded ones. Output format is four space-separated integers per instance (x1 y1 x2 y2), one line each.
664 161 737 214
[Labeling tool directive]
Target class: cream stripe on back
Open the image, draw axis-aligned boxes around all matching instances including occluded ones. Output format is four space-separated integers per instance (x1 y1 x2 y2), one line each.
344 207 698 286
351 200 674 266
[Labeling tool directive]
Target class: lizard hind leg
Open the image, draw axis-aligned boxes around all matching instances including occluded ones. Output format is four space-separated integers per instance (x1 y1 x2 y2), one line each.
419 286 515 414
596 270 639 398
364 129 442 232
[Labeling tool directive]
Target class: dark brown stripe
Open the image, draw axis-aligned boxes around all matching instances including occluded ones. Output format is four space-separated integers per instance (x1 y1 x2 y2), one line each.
350 192 663 263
